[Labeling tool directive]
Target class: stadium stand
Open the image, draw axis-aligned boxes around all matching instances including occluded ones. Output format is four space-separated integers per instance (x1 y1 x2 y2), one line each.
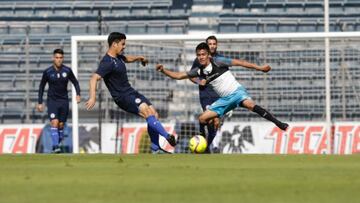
219 0 360 33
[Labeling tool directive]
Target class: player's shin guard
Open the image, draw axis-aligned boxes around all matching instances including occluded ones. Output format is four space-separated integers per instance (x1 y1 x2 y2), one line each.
50 127 60 147
205 124 216 153
146 115 169 139
147 125 160 152
252 105 288 131
199 122 206 136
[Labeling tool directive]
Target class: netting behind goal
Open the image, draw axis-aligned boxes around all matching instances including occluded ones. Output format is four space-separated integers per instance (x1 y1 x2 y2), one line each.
72 33 360 154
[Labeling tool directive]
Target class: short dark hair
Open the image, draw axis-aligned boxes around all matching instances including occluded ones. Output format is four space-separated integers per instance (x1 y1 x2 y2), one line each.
53 49 64 55
206 35 217 43
108 32 126 46
195 42 210 54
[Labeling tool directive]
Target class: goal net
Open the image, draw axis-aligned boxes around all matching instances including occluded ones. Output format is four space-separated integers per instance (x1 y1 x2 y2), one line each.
71 32 360 154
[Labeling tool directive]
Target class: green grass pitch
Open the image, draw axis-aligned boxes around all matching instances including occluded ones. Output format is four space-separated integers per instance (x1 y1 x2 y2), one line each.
1 154 359 203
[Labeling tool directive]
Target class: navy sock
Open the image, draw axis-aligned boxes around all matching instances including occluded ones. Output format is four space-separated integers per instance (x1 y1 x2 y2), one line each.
207 124 216 147
199 122 206 136
146 115 169 139
58 129 64 144
50 127 59 147
147 125 160 151
252 105 283 127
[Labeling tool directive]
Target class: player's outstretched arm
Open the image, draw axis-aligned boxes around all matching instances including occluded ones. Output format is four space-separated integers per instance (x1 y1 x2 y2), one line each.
231 59 271 73
85 73 102 110
156 64 189 80
68 69 81 103
37 71 48 112
123 55 148 66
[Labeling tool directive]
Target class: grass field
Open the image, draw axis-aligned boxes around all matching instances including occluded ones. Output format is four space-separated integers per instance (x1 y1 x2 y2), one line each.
0 154 360 203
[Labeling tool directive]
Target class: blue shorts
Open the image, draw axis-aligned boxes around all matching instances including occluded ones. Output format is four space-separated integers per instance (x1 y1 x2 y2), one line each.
47 99 69 122
114 91 152 115
208 86 251 117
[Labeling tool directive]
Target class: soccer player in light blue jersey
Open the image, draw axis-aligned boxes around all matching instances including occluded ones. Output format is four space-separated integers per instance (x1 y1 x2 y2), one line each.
157 42 289 132
190 36 273 152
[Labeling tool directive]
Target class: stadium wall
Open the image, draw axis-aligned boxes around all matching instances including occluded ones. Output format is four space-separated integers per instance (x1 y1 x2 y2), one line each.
0 122 359 154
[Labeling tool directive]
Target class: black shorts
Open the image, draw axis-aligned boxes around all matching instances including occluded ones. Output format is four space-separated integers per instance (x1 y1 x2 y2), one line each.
47 99 69 122
114 91 152 115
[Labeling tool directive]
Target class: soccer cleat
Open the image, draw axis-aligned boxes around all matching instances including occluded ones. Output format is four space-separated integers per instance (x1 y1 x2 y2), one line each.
278 123 289 131
166 134 177 147
52 146 62 154
212 147 220 154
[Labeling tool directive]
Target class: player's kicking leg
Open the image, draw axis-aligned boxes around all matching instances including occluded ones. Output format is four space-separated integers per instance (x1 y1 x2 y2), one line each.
242 99 289 131
138 103 177 149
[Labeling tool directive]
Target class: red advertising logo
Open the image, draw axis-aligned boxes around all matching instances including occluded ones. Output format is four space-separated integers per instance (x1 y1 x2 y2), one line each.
334 125 360 154
0 126 42 154
267 125 328 154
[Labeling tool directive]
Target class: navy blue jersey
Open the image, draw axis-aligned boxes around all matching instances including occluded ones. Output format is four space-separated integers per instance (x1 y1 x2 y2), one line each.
38 65 80 104
190 53 232 99
96 54 136 101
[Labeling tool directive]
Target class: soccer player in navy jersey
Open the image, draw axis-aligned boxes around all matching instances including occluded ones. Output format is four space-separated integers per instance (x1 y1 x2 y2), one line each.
157 42 289 133
85 32 177 153
37 49 81 153
190 36 273 153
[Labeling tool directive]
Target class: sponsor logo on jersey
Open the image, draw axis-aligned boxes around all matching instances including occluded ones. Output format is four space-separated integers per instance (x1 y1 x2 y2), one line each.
135 98 141 104
112 59 117 66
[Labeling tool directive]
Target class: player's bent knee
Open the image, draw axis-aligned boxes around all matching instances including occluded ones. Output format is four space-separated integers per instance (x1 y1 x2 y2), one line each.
139 103 155 118
59 122 64 129
50 119 59 127
198 116 207 124
243 99 255 111
148 106 158 118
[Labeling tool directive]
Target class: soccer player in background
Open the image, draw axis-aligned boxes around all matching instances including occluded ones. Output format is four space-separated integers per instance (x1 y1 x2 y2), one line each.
37 49 81 153
85 32 177 153
190 36 273 153
157 42 289 133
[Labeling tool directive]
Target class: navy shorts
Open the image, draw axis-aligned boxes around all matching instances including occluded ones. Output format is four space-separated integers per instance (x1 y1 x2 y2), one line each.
47 99 69 122
115 91 152 115
200 97 220 112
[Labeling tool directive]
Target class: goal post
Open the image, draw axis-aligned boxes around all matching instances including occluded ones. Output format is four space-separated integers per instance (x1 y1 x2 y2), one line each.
71 32 360 154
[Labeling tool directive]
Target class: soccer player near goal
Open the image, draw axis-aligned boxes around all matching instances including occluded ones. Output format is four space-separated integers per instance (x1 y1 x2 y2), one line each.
37 49 81 153
85 32 177 153
190 35 273 152
156 42 289 132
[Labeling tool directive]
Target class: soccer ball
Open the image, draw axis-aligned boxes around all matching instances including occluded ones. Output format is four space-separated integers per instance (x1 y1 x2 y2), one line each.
189 135 207 153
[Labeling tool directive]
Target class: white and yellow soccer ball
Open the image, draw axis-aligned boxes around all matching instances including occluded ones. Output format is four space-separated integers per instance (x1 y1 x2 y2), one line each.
189 135 207 153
